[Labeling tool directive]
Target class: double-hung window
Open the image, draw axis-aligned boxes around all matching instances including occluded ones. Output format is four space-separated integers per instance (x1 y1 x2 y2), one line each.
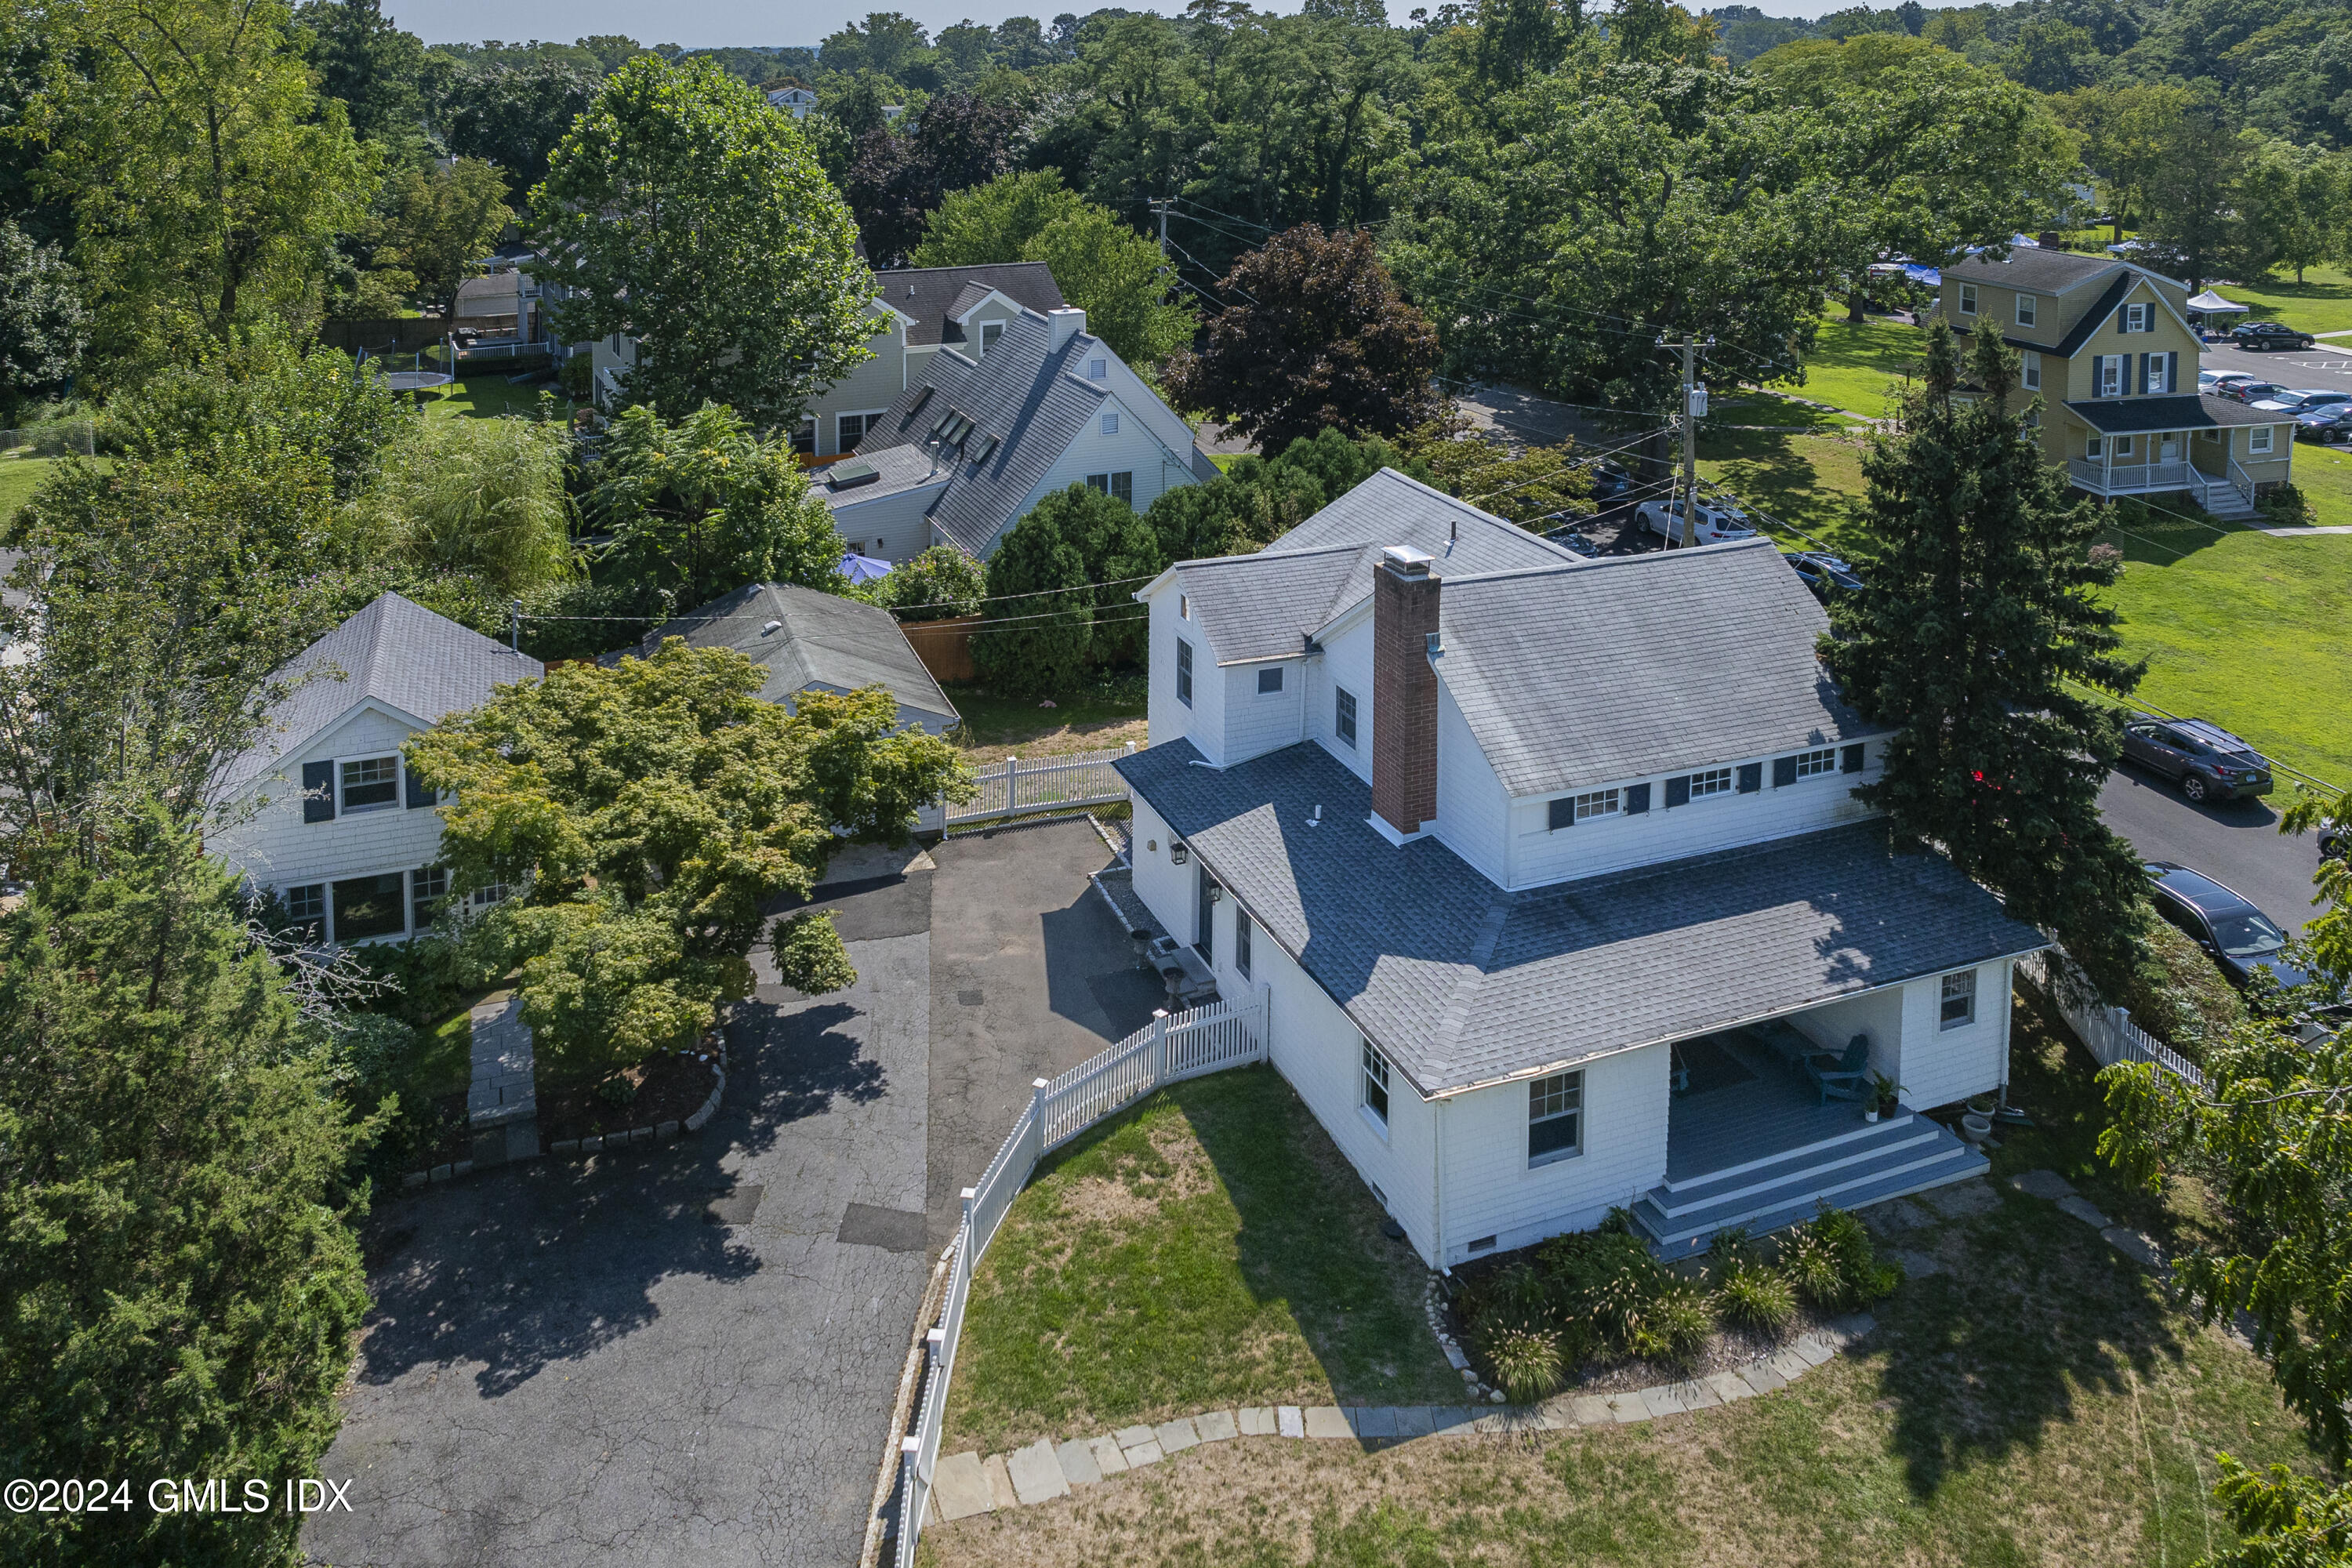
1175 640 1194 706
2251 425 2274 454
979 321 1004 354
2015 293 2037 328
341 757 399 811
2123 302 2151 333
1087 471 1134 506
412 865 448 930
285 884 326 942
1958 282 1977 316
1528 1071 1583 1166
2021 350 2042 390
1940 969 1977 1029
1334 688 1357 747
1235 911 1253 978
2087 434 2104 459
2099 355 2124 397
1361 1040 1391 1131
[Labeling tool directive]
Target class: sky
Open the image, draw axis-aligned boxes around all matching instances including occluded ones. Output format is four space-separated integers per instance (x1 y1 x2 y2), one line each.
384 0 1954 49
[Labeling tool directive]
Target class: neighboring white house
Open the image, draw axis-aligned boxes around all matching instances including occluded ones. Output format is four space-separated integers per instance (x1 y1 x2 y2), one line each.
582 262 1069 463
614 581 962 833
766 84 817 117
819 303 1214 562
1114 472 2048 1265
209 593 543 946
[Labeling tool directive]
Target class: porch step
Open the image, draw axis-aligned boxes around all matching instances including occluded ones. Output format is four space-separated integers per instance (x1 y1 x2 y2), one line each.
1631 1116 1988 1252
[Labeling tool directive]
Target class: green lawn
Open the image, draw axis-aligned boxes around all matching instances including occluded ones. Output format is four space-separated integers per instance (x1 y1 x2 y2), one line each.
0 455 59 527
420 374 575 423
1697 428 1873 551
921 1004 2322 1568
940 1064 1462 1455
1782 310 1929 419
2205 263 2352 336
946 672 1149 763
1708 390 1868 430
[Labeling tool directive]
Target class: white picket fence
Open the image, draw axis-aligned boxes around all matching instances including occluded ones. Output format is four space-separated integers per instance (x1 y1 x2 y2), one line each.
893 993 1268 1567
947 742 1134 825
2021 950 2208 1089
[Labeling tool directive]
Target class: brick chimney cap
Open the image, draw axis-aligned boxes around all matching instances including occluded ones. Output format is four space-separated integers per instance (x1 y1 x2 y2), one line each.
1381 545 1435 575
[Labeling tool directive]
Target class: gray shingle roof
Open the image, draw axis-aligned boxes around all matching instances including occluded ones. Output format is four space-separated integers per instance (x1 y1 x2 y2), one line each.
221 593 543 791
1117 739 2045 1096
870 263 1065 348
1944 247 2121 295
2066 392 2281 434
815 442 954 510
1437 538 1876 794
1170 469 1582 664
625 582 958 731
855 310 1118 556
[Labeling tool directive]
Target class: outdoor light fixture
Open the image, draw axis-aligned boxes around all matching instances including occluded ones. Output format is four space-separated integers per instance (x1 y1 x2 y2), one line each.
1206 883 1222 903
1171 842 1189 865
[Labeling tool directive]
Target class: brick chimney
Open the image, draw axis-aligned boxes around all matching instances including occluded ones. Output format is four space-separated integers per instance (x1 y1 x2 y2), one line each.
1370 546 1440 839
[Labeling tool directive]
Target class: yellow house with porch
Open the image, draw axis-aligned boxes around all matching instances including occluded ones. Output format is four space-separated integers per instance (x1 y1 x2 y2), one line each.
1939 247 2292 519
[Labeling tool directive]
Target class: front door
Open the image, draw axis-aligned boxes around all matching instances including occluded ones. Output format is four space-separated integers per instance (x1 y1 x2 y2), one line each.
1196 866 1218 963
2160 434 2180 464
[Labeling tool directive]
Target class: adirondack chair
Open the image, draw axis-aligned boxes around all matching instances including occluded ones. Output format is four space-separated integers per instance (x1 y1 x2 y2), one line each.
1802 1034 1871 1104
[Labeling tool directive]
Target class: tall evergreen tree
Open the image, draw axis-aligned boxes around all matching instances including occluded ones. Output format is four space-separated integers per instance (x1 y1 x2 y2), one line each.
1821 319 2151 995
0 806 377 1567
971 495 1098 696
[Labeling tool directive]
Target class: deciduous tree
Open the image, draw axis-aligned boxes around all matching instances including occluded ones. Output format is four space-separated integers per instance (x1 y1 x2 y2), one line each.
0 221 86 423
862 542 985 622
376 157 512 317
841 91 1024 265
1820 320 2150 996
531 55 876 429
1167 223 1439 450
971 497 1098 695
439 59 601 187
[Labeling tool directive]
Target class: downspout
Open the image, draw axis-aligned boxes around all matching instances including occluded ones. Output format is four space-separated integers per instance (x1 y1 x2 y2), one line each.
1432 1094 1446 1270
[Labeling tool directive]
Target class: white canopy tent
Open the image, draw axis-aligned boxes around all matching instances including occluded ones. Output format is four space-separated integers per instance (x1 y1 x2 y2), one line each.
2187 289 2251 316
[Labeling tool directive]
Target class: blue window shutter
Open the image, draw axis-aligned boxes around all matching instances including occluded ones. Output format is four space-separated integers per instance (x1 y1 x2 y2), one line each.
2138 353 2149 394
2089 356 2102 398
301 760 336 822
1737 762 1762 794
1624 782 1650 815
1841 743 1865 774
1664 775 1690 809
404 760 434 809
2168 351 2178 392
1771 755 1798 788
1548 797 1574 831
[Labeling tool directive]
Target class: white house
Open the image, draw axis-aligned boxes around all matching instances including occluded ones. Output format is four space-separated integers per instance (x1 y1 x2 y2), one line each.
210 593 543 945
1114 472 2047 1265
766 84 817 118
819 303 1214 562
615 581 961 833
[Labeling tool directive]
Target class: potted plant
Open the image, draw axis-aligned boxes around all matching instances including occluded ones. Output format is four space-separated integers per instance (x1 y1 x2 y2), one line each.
1871 1072 1904 1121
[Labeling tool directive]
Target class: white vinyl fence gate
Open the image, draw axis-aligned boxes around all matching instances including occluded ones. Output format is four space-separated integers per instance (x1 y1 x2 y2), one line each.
892 993 1267 1566
946 742 1134 825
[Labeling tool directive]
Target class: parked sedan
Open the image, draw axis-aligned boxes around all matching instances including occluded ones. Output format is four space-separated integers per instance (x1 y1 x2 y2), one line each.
1784 550 1864 597
2121 716 2274 803
2250 388 2352 413
2199 368 2256 392
2230 321 2318 351
1583 459 1632 500
2296 408 2352 442
2214 379 2283 404
2144 862 2317 992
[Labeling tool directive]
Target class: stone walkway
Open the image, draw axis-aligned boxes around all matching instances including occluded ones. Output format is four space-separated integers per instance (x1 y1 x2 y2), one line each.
466 994 539 1166
925 1312 1877 1526
2009 1167 2165 1269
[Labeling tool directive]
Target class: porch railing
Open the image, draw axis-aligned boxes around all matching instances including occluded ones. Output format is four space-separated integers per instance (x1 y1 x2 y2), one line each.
946 742 1134 825
2067 457 2192 495
890 993 1268 1567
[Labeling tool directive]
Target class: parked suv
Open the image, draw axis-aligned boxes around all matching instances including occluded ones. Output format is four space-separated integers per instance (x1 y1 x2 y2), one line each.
2121 716 2274 803
1635 497 1758 545
2144 863 2316 992
1784 551 1863 597
2230 321 2318 351
2215 379 2282 404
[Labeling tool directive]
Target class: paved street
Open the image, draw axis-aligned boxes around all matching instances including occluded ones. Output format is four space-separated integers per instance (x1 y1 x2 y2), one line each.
2101 764 2330 933
305 821 1156 1568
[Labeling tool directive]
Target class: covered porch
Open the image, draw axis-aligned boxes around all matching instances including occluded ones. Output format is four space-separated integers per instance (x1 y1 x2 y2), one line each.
2061 393 2286 517
1632 1022 1987 1254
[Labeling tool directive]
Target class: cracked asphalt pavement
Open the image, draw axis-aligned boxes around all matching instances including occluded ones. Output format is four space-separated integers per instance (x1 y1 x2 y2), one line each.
305 820 1160 1568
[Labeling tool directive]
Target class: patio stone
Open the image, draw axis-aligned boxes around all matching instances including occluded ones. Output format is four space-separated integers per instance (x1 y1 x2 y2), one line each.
1431 1406 1479 1432
1238 1406 1276 1436
1088 1436 1128 1476
1571 1395 1614 1424
1766 1348 1812 1382
1888 1247 1947 1279
1303 1406 1353 1439
982 1453 1019 1511
1441 1341 1472 1371
2010 1168 2076 1202
1737 1362 1788 1396
1606 1394 1649 1424
1007 1439 1069 1505
1393 1406 1436 1439
2103 1227 2165 1269
1702 1371 1752 1404
1113 1424 1156 1453
1671 1378 1722 1410
1792 1335 1835 1367
1195 1409 1239 1442
1639 1385 1689 1419
1156 1417 1200 1454
2056 1193 2112 1229
1055 1439 1102 1487
1352 1406 1398 1439
1917 1178 2000 1219
1276 1405 1305 1439
1824 1311 1878 1344
931 1452 994 1521
1123 1438 1164 1467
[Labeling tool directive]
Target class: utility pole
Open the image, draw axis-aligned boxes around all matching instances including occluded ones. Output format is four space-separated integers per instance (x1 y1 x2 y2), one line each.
1654 334 1715 548
1149 197 1172 261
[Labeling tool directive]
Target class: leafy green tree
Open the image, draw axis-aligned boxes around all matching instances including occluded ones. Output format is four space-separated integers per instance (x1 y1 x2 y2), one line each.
376 157 513 317
438 59 601 187
531 55 877 429
913 171 1197 368
971 499 1097 695
2003 15 2104 94
1169 223 1439 450
842 92 1025 264
31 0 379 366
2204 1458 2352 1568
864 542 985 621
584 402 846 612
0 220 86 423
815 12 939 86
405 641 971 1079
376 414 575 594
1143 426 1425 561
1820 320 2150 996
296 0 430 152
1035 481 1163 666
0 807 376 1568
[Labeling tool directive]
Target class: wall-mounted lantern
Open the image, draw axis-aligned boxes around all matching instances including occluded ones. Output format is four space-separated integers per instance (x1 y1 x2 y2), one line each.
1171 841 1189 865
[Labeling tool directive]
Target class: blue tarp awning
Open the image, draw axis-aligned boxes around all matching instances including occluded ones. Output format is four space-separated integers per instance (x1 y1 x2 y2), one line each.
840 552 892 584
1905 264 1941 286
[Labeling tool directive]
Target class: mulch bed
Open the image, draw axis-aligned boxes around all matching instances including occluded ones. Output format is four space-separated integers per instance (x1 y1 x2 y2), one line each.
536 1049 719 1145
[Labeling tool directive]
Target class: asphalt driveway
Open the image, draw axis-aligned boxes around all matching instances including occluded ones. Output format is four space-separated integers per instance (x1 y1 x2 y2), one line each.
305 819 1154 1568
2101 764 2331 935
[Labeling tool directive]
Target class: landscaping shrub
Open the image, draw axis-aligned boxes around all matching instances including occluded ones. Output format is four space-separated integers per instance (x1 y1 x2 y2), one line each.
1780 1207 1901 1311
1534 1229 1712 1363
2121 916 2246 1065
1479 1323 1566 1404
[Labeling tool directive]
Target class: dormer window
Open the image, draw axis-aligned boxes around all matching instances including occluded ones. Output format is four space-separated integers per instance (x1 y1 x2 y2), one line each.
2122 302 2152 333
980 321 1004 354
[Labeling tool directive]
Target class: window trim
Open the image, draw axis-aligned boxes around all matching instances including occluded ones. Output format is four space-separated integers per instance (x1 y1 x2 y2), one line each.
2115 434 2134 459
1688 767 1733 800
1334 688 1357 748
2087 434 2103 459
2015 292 2037 328
1940 968 1978 1030
836 408 887 450
1957 282 1977 316
1793 746 1838 779
2250 424 2274 455
2021 350 2042 390
1235 909 1253 979
1527 1069 1584 1167
1257 665 1285 695
978 321 1004 354
339 755 401 813
1101 411 1120 435
1360 1039 1392 1136
1573 787 1620 822
1175 639 1194 707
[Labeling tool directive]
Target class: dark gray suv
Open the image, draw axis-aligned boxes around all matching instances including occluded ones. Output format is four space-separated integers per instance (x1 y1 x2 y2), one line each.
2121 717 2274 804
